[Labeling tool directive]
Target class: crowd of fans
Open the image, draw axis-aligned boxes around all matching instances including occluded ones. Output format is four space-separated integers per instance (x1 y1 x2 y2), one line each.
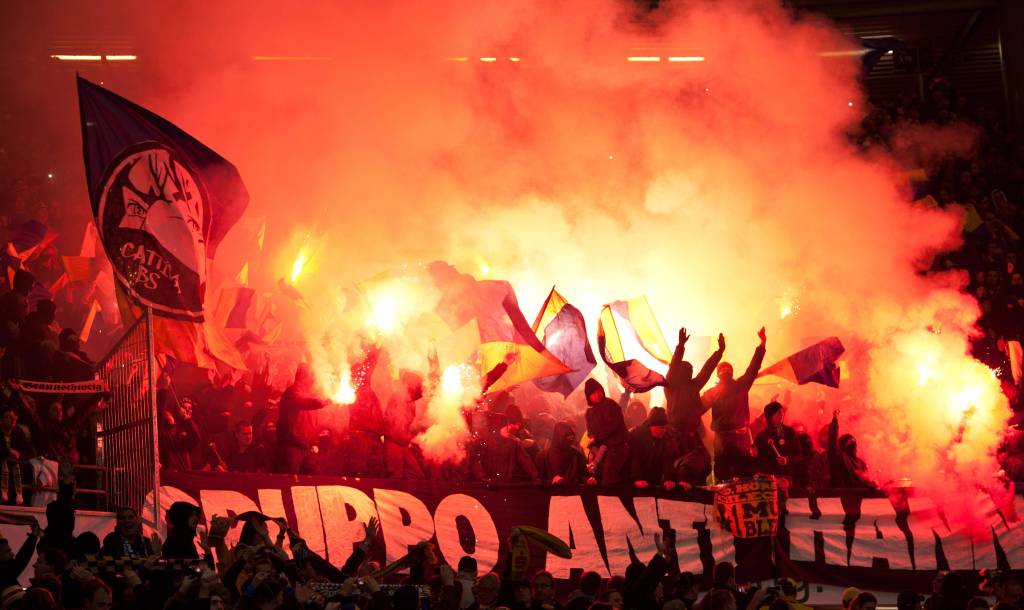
0 68 1023 607
148 325 874 495
0 462 1019 610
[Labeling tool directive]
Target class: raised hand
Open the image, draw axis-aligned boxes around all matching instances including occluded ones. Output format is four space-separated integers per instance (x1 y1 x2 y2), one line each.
655 532 667 558
717 333 725 351
758 327 767 346
363 516 379 545
678 327 690 345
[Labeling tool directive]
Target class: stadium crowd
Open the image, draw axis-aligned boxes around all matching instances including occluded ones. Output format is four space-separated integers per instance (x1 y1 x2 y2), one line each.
0 71 1022 608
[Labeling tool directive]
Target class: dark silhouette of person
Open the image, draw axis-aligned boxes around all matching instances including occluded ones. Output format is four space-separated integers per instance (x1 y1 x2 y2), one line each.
0 270 35 377
701 327 766 480
535 420 587 485
51 329 94 382
628 407 681 489
828 410 872 488
276 364 328 474
664 328 725 451
753 401 800 480
584 378 629 485
18 300 57 380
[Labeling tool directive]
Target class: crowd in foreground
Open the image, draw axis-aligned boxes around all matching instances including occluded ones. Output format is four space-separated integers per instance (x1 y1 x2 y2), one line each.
0 462 1022 610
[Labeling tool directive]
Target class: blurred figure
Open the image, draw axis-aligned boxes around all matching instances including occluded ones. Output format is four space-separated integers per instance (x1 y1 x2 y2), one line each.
628 407 680 489
584 379 629 485
0 270 35 377
665 328 725 452
276 364 328 474
51 329 93 382
702 328 767 480
535 421 587 485
828 411 872 489
753 402 800 481
18 300 57 380
159 397 200 471
100 507 155 559
384 370 426 479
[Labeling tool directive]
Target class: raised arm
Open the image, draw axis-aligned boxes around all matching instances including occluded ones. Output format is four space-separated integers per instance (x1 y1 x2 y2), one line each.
738 327 767 387
694 333 726 389
667 327 689 382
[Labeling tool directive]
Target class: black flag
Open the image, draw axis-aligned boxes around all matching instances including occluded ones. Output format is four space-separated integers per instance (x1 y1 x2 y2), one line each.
78 76 248 322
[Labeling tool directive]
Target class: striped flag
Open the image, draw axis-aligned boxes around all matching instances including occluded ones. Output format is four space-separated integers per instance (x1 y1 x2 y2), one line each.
596 297 672 392
530 287 596 396
757 337 845 387
426 262 570 394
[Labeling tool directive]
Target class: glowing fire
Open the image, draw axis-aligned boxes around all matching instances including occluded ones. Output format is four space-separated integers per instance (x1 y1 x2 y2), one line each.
290 249 309 283
333 369 356 403
779 290 800 320
441 364 464 396
367 294 399 332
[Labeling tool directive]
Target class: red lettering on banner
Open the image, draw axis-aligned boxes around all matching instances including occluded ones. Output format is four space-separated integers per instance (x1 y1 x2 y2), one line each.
317 486 379 566
546 496 609 579
597 496 660 577
433 494 499 574
374 488 436 567
658 499 710 573
848 498 912 569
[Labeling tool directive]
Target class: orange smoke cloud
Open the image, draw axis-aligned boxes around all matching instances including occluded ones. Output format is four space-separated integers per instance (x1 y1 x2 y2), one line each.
51 0 1010 523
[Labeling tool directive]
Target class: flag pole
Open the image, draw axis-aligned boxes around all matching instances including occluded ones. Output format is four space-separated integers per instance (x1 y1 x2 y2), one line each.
145 306 161 532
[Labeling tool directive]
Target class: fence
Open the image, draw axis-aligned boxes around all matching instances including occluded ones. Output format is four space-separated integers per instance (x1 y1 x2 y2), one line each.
95 308 159 520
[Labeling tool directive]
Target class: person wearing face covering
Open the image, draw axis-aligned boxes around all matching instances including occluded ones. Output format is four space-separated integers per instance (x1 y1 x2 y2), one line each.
664 328 726 450
162 502 201 559
584 378 629 485
628 407 681 488
701 327 767 480
535 421 587 484
828 410 871 488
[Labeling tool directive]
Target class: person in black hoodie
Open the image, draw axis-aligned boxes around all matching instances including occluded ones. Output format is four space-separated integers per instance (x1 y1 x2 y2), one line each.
701 328 767 481
162 501 200 559
535 421 587 485
628 407 681 489
753 402 800 481
584 379 629 485
665 329 725 450
276 364 329 475
828 411 871 489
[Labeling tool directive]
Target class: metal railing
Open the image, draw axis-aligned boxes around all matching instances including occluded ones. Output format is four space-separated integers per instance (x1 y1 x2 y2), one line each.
94 309 159 519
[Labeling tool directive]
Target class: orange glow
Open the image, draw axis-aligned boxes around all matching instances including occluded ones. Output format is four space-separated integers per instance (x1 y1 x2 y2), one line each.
290 249 308 283
333 369 356 403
